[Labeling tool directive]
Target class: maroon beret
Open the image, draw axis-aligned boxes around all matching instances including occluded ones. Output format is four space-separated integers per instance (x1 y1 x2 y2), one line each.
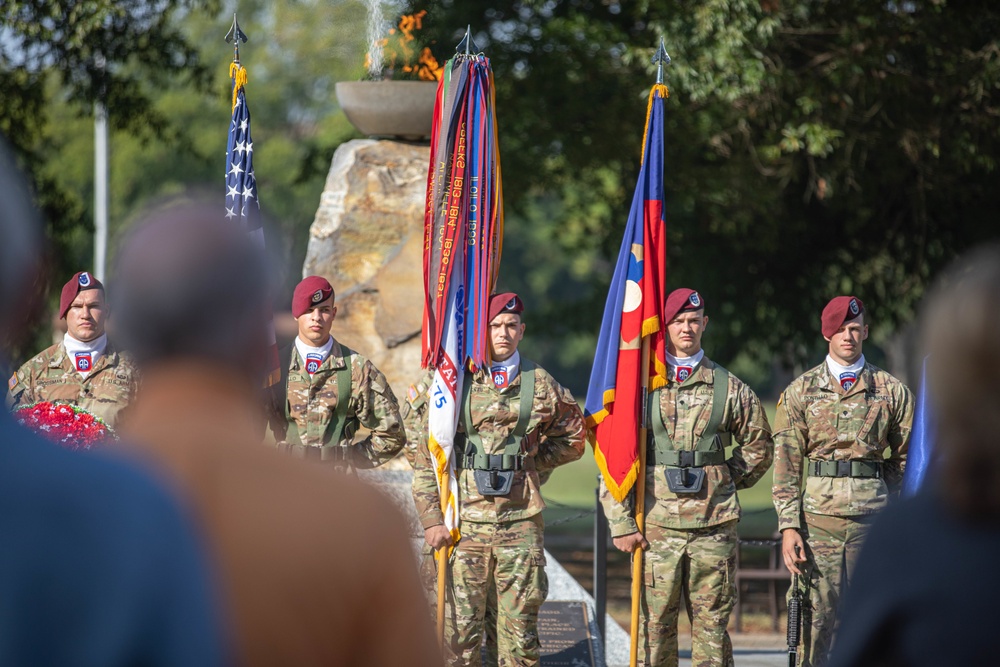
488 292 524 323
59 271 104 319
664 288 704 322
821 296 865 338
292 276 334 318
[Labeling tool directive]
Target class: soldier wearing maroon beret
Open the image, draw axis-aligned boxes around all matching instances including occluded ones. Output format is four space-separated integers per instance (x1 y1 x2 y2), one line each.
5 271 139 429
264 275 405 472
407 292 586 666
600 287 774 667
772 296 914 666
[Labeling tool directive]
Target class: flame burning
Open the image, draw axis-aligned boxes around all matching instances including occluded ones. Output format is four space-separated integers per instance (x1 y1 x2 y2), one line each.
365 10 443 81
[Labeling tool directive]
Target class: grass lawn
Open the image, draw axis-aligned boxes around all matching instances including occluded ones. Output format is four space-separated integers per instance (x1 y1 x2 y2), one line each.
542 402 780 539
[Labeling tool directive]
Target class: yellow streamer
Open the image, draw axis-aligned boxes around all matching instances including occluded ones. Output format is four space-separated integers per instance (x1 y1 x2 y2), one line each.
639 84 669 165
230 63 249 112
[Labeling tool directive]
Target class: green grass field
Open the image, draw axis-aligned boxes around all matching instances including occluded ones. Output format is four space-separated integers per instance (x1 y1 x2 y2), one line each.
541 402 779 539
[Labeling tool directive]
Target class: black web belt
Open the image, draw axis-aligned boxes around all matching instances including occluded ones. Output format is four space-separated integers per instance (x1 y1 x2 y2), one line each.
453 446 529 472
808 459 883 479
647 447 726 468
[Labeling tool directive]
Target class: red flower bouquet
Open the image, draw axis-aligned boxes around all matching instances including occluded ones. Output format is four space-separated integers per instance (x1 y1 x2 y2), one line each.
13 401 116 451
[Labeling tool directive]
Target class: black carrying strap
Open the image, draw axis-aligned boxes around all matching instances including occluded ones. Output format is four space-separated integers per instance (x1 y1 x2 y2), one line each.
457 360 535 470
279 345 353 455
648 364 731 467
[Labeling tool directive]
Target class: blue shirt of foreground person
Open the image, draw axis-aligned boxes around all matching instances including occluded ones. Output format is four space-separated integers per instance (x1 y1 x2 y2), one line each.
828 247 1000 667
0 410 226 666
0 135 224 666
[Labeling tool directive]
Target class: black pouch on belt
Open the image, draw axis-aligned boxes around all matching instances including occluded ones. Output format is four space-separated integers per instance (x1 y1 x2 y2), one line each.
665 466 706 494
474 469 515 496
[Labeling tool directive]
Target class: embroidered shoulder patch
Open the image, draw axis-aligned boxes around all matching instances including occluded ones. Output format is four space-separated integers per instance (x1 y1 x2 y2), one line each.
8 373 18 391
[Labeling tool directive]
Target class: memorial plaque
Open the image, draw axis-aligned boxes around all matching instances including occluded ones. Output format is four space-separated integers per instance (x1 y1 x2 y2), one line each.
539 600 596 667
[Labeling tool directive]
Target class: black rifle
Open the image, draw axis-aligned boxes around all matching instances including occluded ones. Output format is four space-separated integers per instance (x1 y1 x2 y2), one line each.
787 547 803 667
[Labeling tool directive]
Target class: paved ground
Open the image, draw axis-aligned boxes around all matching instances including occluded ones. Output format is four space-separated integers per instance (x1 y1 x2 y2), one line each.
682 648 788 667
606 633 788 667
693 634 787 666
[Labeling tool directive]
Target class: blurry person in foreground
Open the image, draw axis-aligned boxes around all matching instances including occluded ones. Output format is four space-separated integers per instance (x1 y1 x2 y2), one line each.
0 143 225 665
112 199 441 667
829 245 1000 667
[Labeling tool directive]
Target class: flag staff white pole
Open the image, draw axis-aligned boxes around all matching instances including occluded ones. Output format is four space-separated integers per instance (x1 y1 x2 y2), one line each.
93 55 108 281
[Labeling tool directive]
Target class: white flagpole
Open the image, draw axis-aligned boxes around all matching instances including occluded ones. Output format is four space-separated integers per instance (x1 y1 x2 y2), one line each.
93 55 108 281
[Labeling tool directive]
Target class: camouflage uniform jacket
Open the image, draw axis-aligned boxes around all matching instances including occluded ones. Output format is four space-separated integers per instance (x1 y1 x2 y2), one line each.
5 340 139 429
772 361 914 530
410 363 586 528
602 357 774 536
265 338 405 470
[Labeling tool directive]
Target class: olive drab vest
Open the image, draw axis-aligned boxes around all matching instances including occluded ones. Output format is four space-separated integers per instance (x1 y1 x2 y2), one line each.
272 344 352 451
648 365 732 467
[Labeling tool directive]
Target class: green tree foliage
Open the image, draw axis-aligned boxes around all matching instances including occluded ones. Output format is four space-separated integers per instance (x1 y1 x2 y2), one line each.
1 0 368 365
1 0 219 361
411 0 1000 391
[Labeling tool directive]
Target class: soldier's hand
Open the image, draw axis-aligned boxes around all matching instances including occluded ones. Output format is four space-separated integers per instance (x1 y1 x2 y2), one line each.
781 528 807 575
424 525 454 550
612 531 649 554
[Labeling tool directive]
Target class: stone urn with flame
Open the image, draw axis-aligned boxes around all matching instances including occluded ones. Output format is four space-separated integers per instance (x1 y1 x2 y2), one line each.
336 80 437 140
336 10 441 140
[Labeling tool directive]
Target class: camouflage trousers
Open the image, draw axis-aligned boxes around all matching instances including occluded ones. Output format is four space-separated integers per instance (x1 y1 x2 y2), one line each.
640 520 737 667
790 512 874 667
423 515 548 666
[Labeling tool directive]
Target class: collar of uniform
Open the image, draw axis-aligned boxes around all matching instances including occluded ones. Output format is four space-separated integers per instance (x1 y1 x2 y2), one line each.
843 362 872 398
820 360 871 397
288 338 346 373
473 364 522 392
325 339 349 371
676 356 715 387
51 340 119 370
49 343 67 368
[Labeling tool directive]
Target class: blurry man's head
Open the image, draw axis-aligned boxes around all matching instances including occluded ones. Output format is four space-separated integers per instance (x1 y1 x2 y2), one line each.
664 289 708 357
922 246 1000 519
292 276 336 347
822 296 868 365
488 293 525 362
60 272 108 342
0 139 43 346
113 199 272 381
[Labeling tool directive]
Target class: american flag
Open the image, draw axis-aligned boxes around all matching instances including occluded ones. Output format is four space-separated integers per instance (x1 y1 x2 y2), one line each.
226 65 281 386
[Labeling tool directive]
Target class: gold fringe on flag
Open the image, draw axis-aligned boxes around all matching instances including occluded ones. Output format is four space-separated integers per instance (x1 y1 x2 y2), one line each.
640 84 669 165
230 63 249 112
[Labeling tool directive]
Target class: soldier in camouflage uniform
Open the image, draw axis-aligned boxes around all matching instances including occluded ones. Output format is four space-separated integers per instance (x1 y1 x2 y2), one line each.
6 271 139 429
410 292 586 667
265 276 405 471
601 288 774 667
772 296 914 667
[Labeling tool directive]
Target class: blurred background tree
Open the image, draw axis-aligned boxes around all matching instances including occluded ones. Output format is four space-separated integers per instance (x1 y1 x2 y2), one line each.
2 0 998 394
408 0 1000 392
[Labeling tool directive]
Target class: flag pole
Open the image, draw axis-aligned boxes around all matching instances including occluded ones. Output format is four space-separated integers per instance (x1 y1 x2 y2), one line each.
434 25 482 649
437 550 447 644
629 335 651 667
630 39 671 666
